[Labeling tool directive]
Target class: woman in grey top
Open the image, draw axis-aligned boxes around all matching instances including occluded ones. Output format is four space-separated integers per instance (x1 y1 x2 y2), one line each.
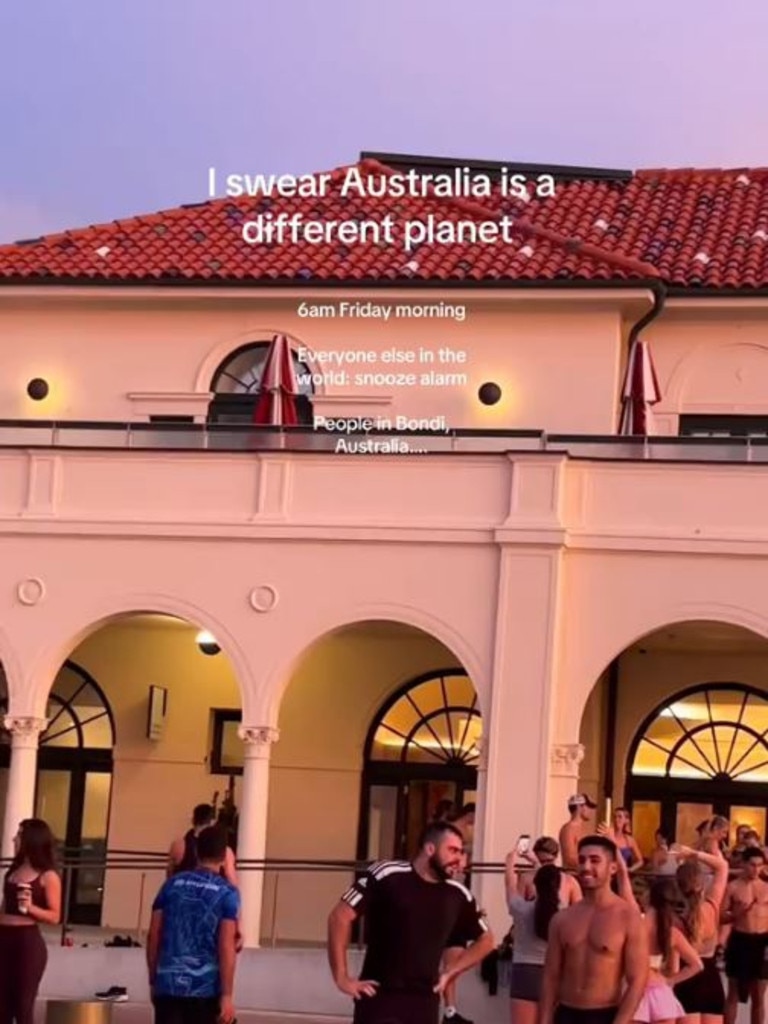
508 864 561 1024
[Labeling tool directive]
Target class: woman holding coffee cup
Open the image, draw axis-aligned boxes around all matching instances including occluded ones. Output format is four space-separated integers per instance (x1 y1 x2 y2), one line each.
0 818 61 1023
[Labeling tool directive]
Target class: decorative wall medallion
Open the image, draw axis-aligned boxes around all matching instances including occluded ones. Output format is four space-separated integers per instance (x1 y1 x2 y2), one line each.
249 585 278 613
550 742 586 778
16 578 45 606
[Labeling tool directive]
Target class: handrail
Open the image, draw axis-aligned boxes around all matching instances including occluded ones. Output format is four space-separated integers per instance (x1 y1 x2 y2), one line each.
0 418 765 462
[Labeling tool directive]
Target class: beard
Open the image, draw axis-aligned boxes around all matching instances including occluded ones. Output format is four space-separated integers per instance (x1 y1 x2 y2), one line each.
428 853 451 881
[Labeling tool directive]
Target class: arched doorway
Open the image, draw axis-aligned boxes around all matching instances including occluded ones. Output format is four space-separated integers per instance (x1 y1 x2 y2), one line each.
207 340 314 424
357 669 481 862
0 660 115 925
626 683 768 851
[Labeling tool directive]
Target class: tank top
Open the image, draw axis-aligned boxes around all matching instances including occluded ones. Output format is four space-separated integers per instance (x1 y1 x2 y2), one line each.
3 871 47 916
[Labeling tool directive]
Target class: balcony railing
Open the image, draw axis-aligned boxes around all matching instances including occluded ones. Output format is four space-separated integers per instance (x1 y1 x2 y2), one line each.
1 419 768 462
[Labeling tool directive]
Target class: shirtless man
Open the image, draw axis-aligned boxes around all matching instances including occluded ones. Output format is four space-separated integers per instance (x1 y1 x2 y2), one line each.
538 835 648 1024
558 795 597 872
722 847 768 1024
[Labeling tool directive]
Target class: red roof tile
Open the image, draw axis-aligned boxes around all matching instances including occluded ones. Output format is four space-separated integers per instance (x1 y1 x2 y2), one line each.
2 157 768 289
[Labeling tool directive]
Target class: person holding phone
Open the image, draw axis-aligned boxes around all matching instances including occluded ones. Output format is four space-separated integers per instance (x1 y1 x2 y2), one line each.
508 836 581 907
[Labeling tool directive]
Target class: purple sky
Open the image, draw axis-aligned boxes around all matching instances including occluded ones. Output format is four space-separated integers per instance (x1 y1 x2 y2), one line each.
2 0 767 243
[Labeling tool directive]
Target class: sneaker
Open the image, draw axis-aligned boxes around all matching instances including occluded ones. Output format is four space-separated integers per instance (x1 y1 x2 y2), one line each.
443 1014 473 1024
95 986 128 1002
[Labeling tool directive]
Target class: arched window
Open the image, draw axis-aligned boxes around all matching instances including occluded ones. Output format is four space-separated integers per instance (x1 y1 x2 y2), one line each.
630 684 768 782
359 669 481 862
0 660 115 750
368 671 481 766
208 341 314 425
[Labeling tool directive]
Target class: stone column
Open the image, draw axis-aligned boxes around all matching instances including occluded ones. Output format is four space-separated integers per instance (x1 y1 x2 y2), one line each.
545 742 586 837
1 716 47 859
236 725 278 948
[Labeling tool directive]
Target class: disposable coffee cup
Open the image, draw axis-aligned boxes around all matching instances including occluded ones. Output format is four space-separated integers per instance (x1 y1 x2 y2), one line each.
16 882 31 914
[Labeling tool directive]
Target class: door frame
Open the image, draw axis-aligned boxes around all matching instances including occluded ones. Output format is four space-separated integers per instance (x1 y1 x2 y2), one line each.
627 777 768 844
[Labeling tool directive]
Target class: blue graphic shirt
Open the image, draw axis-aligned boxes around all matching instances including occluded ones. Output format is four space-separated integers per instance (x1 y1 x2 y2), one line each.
152 869 240 998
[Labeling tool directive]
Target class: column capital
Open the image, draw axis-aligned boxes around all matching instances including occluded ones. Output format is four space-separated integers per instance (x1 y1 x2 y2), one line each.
550 742 585 778
238 725 279 747
3 716 47 748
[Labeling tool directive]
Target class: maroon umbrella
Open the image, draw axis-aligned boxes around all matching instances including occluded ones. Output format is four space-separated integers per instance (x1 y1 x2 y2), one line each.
252 334 300 426
618 339 661 435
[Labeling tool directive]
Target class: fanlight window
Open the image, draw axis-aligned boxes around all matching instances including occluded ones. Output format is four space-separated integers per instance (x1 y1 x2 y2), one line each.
370 672 481 766
0 661 114 750
208 341 314 425
631 686 768 782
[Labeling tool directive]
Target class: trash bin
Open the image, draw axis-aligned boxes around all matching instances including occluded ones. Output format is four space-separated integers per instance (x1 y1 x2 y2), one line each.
45 1001 113 1024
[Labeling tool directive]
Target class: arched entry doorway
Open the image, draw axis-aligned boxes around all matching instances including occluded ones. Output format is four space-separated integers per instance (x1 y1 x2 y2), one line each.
357 669 481 862
626 683 768 851
0 660 114 925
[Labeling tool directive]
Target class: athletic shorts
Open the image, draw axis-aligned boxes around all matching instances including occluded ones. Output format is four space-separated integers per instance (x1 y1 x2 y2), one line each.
509 962 543 1002
725 931 768 1001
352 990 440 1024
153 996 219 1024
554 1005 619 1024
675 956 725 1015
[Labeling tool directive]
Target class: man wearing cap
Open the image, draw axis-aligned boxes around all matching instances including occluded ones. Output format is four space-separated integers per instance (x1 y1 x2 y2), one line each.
559 794 597 871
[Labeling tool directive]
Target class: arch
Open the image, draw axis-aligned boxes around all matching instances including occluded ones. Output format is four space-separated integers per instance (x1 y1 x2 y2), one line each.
363 668 482 767
23 593 256 719
626 682 768 783
256 605 488 726
194 327 325 396
0 625 24 708
203 336 316 425
665 341 768 410
576 604 768 734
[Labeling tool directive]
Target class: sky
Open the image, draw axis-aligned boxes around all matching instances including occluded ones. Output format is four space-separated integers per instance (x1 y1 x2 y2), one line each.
1 0 767 243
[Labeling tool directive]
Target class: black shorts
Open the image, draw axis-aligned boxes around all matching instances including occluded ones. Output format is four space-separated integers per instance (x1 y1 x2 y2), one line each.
725 931 768 989
554 1005 619 1024
509 963 543 1002
352 991 440 1024
153 996 219 1024
675 956 725 1015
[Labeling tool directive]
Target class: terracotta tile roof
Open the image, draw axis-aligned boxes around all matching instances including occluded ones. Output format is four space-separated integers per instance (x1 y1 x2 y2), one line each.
2 156 768 289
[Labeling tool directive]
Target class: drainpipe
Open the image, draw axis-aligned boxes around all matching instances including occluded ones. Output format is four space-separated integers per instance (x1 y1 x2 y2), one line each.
618 279 667 433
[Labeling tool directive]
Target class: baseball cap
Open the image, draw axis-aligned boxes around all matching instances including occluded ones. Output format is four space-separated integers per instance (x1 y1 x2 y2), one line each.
568 793 597 810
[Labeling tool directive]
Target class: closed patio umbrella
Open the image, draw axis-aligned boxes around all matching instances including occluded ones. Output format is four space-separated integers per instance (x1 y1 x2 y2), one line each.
252 334 300 426
618 338 661 435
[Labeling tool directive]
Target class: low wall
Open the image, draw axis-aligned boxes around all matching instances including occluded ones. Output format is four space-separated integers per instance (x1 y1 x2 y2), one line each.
39 947 505 1021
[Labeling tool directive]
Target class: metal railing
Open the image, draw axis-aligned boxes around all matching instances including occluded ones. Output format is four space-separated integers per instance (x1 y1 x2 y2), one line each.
0 850 742 949
0 418 768 461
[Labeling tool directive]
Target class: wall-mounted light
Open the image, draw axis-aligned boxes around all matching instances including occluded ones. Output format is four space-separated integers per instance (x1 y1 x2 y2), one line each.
478 381 502 406
27 378 49 401
196 630 221 656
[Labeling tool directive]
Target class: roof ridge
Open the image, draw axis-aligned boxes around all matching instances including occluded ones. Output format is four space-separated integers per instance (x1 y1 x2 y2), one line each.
360 158 659 279
635 167 768 180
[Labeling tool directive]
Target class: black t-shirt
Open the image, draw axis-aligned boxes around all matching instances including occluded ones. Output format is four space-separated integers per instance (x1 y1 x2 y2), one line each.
340 860 486 993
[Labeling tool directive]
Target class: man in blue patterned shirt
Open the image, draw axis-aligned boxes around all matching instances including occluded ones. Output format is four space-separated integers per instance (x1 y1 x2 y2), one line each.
147 825 239 1024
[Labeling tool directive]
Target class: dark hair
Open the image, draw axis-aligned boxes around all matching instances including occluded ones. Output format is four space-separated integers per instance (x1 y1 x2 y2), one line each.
192 804 215 827
533 836 559 859
419 821 464 848
196 825 228 862
432 799 456 822
649 878 679 967
533 864 561 941
676 860 703 943
11 818 57 874
577 834 616 858
743 846 765 863
450 803 475 819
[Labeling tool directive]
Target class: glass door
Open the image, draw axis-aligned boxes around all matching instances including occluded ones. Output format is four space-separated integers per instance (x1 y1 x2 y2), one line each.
674 802 714 846
35 770 72 845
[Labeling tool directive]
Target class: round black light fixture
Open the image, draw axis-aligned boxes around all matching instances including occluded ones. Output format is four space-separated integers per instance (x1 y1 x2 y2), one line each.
478 381 502 406
196 630 221 656
27 378 49 401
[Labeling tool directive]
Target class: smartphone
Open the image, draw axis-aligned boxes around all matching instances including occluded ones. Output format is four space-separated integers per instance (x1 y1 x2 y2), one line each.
515 834 531 856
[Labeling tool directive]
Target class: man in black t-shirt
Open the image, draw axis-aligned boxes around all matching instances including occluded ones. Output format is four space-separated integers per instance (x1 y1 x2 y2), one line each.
327 821 495 1024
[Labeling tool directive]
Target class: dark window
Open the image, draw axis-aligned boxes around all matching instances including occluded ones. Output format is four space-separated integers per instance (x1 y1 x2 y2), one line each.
208 341 314 425
679 415 768 437
210 709 243 775
149 415 195 424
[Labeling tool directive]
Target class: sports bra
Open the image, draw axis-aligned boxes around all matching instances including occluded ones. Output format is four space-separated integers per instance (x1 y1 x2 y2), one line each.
3 871 47 916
